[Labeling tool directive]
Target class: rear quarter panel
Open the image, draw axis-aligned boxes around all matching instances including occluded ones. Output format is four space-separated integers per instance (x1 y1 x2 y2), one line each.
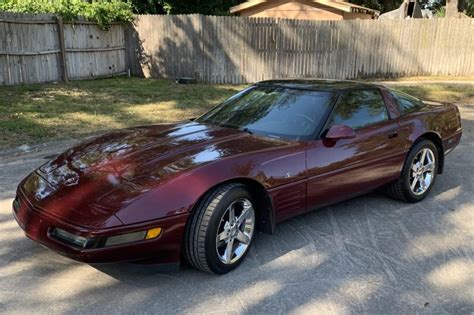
397 102 462 154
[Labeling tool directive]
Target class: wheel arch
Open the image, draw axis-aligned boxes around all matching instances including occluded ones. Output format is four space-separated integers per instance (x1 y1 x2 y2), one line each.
189 177 276 235
417 132 444 174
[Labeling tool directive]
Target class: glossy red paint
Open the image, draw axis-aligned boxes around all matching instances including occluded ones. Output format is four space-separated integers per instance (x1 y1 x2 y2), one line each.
13 80 462 265
306 118 406 210
325 124 356 140
13 188 188 263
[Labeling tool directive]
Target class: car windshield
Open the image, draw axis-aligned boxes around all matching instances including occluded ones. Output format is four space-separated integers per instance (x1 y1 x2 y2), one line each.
197 86 336 140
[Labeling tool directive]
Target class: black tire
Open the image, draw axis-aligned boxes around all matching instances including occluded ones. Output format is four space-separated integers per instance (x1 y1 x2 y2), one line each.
384 139 438 203
183 183 255 274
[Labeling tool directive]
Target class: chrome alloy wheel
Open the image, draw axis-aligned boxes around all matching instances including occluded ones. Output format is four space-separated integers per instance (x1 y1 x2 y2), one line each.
216 198 255 265
410 148 436 196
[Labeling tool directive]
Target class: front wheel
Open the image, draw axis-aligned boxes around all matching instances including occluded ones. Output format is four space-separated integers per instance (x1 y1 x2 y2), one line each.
384 139 438 203
183 183 256 274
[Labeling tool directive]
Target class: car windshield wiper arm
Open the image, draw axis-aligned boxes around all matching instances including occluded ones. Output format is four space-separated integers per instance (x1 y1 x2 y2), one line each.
200 121 253 135
241 127 254 135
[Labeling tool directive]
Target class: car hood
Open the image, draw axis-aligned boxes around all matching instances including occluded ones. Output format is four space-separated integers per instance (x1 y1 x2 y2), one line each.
20 122 292 228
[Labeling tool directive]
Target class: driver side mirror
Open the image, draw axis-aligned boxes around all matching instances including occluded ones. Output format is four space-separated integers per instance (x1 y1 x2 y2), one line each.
325 124 356 140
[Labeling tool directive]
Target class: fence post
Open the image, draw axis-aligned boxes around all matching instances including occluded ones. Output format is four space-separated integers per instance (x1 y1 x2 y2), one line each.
6 54 12 84
56 16 69 82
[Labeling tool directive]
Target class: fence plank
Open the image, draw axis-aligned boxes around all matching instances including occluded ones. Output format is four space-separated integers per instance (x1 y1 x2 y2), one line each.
56 16 68 82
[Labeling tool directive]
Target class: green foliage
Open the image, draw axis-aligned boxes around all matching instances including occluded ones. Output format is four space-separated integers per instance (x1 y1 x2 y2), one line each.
0 0 134 29
349 0 472 16
129 0 473 16
130 0 165 14
161 0 245 15
464 0 474 16
130 0 245 15
435 6 446 17
133 0 395 15
4 0 467 22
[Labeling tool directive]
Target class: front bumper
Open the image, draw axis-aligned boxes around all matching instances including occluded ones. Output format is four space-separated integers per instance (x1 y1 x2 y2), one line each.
12 192 189 264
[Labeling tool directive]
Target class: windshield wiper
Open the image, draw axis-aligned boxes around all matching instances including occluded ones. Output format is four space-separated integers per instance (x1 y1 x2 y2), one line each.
201 121 254 135
218 122 238 129
241 127 254 135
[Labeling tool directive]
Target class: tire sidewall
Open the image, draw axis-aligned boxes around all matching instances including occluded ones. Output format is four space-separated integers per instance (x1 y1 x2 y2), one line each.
402 140 438 202
204 186 255 274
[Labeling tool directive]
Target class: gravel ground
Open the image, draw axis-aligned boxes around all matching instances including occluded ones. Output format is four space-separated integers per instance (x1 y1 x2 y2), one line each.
0 105 472 315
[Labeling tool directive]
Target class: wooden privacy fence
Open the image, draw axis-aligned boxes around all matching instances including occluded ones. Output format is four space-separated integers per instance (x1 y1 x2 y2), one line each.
2 12 473 85
0 12 126 85
127 14 474 84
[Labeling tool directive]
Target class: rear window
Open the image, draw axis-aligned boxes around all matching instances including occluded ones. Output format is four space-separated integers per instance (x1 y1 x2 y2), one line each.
391 89 425 115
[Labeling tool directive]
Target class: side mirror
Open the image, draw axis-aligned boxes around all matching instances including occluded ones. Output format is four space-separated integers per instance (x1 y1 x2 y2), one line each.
325 124 356 140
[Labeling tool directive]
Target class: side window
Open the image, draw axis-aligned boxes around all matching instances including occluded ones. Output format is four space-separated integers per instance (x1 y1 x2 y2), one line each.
328 90 388 130
391 89 425 115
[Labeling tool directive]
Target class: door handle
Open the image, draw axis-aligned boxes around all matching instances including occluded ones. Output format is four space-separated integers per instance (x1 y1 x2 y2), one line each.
387 131 398 139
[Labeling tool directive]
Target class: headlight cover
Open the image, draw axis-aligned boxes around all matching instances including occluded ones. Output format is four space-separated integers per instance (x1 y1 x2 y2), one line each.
50 227 162 249
51 228 93 248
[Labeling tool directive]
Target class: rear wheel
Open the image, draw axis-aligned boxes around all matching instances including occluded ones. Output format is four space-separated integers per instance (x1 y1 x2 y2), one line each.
183 183 256 274
384 139 438 202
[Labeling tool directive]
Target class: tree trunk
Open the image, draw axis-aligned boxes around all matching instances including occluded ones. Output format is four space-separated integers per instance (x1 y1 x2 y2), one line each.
446 0 459 17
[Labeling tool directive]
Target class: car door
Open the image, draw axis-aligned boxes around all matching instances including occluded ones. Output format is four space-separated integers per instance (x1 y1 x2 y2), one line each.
305 88 406 211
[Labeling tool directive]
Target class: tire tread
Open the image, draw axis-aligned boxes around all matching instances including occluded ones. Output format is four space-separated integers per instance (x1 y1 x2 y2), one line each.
383 139 437 203
382 178 409 202
183 183 243 273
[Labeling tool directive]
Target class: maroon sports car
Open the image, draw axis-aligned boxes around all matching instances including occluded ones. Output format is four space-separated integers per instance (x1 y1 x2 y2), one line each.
13 80 462 274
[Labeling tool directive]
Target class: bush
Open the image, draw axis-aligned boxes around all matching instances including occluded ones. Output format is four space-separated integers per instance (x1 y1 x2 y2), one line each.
0 0 134 29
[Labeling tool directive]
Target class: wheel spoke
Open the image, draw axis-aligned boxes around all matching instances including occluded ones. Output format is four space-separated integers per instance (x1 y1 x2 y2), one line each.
217 230 228 242
420 149 428 165
410 177 418 191
228 206 235 223
224 239 234 263
421 177 427 190
236 204 253 226
426 151 433 164
424 162 435 172
236 231 250 244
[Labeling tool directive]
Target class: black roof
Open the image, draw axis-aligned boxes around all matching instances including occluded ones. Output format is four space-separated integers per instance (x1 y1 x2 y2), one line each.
256 79 382 91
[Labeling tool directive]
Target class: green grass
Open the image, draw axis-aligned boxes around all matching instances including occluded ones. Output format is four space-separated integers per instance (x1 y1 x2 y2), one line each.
0 78 473 149
369 76 474 82
392 84 474 105
0 78 244 149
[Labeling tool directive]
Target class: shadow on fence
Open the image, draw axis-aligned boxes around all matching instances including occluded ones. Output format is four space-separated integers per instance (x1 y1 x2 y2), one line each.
126 15 474 84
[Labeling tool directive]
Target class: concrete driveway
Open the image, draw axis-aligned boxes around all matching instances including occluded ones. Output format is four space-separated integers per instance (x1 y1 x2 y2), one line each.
0 105 473 314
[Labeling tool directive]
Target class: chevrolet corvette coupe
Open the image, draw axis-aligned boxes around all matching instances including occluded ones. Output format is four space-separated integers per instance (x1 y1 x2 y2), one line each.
13 80 462 274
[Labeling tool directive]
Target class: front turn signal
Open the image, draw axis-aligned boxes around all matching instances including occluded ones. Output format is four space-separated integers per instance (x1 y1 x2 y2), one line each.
145 227 162 240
